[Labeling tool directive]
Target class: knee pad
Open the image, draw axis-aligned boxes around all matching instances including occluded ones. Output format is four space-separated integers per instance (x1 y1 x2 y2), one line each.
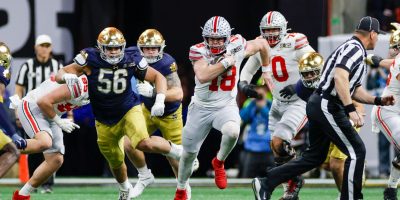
274 140 295 165
221 121 240 139
392 154 400 170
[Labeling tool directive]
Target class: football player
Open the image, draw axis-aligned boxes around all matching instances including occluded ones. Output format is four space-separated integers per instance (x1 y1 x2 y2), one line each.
174 16 270 200
239 11 315 199
55 27 182 200
371 23 400 200
0 42 21 178
124 29 197 198
11 74 89 200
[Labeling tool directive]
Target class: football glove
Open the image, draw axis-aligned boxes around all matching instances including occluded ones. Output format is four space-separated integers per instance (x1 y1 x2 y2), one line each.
366 54 383 68
137 81 156 98
62 73 79 95
238 81 261 99
279 84 296 99
52 115 80 133
220 54 235 69
151 93 165 116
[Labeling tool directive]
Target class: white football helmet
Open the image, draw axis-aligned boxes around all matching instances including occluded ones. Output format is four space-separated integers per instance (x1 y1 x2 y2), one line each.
260 11 288 46
201 16 233 55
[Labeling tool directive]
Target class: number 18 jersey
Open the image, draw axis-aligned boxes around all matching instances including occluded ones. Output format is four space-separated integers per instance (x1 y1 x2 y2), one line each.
188 34 246 108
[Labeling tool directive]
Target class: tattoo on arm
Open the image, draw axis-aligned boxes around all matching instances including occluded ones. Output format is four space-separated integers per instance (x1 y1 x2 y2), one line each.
166 72 182 89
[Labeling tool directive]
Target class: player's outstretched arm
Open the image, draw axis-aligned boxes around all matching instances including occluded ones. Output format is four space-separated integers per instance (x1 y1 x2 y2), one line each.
144 66 167 95
244 38 270 67
55 63 84 84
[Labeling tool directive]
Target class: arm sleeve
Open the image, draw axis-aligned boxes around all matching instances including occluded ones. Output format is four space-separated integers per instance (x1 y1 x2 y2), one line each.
240 53 261 83
0 102 16 137
16 63 28 86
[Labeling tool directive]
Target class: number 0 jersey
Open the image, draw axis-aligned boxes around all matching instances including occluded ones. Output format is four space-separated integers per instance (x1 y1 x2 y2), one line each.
23 75 89 116
76 46 147 125
188 34 246 108
242 33 315 102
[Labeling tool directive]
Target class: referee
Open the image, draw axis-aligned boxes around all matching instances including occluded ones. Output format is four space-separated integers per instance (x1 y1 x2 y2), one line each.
252 16 395 200
14 35 63 194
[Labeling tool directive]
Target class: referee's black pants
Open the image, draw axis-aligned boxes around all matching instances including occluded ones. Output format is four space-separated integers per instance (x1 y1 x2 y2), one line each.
265 93 365 200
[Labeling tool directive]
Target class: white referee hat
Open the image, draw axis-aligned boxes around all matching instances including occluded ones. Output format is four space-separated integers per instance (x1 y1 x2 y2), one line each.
35 35 52 46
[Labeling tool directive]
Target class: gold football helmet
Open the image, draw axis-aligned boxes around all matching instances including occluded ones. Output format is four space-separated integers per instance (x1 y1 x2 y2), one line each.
97 27 126 65
390 22 400 49
298 52 323 89
0 42 12 81
137 29 166 64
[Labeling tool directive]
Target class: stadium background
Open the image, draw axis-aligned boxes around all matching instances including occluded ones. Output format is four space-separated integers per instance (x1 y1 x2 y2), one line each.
0 0 391 179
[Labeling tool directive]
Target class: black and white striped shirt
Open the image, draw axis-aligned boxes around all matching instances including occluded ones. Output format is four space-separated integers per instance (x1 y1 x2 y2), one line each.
16 58 63 94
318 36 367 97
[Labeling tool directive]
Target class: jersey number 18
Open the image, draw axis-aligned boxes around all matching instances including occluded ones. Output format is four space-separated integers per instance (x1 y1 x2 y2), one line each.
209 66 237 91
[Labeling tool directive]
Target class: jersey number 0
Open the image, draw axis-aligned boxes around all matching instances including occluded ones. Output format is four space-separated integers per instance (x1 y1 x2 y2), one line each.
271 56 289 82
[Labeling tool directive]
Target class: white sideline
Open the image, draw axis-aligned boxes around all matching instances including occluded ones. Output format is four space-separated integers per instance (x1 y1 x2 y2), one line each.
0 178 388 187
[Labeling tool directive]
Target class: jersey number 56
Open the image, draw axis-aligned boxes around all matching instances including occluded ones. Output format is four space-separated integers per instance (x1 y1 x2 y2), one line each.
98 69 127 94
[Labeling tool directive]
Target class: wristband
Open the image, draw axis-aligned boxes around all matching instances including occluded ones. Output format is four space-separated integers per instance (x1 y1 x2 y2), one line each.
344 103 356 114
374 96 382 106
220 59 230 69
261 65 269 73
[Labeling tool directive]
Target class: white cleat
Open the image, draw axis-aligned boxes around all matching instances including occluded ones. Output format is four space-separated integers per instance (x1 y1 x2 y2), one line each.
192 158 200 173
118 184 134 200
130 170 155 198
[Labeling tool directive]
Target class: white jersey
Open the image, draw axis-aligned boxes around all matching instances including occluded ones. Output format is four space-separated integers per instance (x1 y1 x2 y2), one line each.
188 34 247 108
381 56 400 112
23 75 89 116
241 33 315 102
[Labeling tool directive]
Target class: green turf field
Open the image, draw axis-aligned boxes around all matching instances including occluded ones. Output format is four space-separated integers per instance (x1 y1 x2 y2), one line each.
0 186 387 200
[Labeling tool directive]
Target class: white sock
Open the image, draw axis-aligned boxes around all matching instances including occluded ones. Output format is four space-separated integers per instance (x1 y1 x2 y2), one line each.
137 165 150 175
19 183 36 196
388 166 400 188
177 150 197 189
216 134 238 161
118 179 131 190
163 143 182 161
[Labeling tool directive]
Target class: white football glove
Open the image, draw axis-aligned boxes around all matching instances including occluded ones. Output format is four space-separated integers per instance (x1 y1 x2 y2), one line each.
137 81 155 98
220 54 235 69
151 93 165 116
62 73 79 95
52 115 80 133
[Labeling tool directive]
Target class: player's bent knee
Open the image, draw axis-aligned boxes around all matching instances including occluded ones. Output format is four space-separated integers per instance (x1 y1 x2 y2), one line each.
123 137 134 152
221 121 240 139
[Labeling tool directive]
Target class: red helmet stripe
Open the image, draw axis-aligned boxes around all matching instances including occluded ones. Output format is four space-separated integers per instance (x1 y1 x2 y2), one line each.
213 16 219 33
267 11 273 24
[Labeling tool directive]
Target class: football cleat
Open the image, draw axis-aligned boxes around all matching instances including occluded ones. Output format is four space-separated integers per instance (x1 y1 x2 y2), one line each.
252 177 272 200
211 157 227 189
12 190 30 200
384 187 398 200
186 184 192 200
174 188 188 200
130 170 155 198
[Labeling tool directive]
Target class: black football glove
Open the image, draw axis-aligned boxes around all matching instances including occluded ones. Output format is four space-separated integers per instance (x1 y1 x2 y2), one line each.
366 54 383 68
279 84 296 99
238 81 261 99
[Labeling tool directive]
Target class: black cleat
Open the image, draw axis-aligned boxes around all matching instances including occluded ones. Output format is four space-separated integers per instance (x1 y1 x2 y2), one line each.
384 187 398 200
252 177 272 200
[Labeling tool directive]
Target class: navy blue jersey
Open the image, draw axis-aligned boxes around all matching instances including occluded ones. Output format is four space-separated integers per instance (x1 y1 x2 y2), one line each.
82 46 146 125
141 53 181 116
295 80 315 102
0 66 10 86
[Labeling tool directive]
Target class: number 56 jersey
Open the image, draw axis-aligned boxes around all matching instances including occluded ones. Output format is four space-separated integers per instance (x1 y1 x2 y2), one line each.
243 33 315 102
188 34 246 108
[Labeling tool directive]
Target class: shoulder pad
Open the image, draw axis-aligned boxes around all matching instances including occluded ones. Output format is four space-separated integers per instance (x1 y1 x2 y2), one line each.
227 34 246 55
189 43 205 61
293 33 309 50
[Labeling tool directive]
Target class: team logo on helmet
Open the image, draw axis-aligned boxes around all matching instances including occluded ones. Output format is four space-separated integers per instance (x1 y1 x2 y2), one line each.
201 16 233 55
260 11 288 46
97 27 126 65
137 29 166 64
